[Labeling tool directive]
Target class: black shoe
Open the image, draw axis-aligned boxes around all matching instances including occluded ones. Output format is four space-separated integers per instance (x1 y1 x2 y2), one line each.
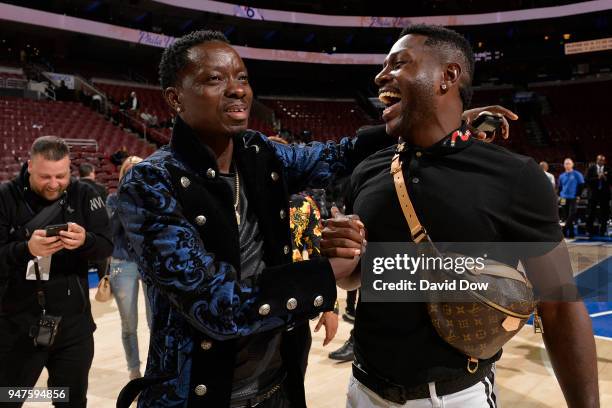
328 336 354 362
342 311 355 324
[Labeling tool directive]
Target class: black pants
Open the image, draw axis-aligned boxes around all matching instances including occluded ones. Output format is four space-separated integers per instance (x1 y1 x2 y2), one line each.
0 317 94 408
562 198 578 238
346 290 358 315
587 192 610 236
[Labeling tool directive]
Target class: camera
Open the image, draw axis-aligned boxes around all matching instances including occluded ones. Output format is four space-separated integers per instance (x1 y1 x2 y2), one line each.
30 313 62 348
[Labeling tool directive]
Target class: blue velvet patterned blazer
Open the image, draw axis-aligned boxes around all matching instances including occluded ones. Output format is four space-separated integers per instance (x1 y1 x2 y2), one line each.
116 118 377 407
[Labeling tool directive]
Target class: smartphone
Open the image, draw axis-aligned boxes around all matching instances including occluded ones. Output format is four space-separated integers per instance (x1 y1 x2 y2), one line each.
471 112 503 134
45 223 69 237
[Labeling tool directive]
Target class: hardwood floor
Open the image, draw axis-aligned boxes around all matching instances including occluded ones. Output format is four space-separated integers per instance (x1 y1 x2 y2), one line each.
23 289 611 407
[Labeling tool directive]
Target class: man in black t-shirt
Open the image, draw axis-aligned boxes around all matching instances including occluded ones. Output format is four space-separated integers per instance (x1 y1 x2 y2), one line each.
322 24 598 408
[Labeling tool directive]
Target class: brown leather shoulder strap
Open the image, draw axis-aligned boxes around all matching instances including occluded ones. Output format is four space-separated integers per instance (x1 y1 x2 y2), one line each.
390 144 428 243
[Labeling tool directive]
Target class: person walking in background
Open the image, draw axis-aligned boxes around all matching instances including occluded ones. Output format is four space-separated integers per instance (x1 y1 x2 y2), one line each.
540 161 555 189
585 154 610 237
558 158 585 238
106 156 151 380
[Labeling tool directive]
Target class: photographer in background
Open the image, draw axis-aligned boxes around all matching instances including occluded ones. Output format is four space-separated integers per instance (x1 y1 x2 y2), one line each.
0 136 112 408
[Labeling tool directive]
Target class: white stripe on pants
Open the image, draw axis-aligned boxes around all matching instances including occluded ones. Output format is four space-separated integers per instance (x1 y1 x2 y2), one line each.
346 366 498 408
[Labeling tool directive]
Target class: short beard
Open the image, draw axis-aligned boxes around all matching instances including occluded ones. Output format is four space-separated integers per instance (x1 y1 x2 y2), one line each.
33 185 66 201
398 75 437 137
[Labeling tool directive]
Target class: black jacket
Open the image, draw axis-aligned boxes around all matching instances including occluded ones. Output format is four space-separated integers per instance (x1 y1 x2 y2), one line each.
80 178 109 202
586 163 611 198
0 165 113 327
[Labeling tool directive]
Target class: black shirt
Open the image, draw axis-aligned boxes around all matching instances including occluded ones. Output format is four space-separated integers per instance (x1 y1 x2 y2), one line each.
219 171 284 401
80 178 109 202
347 128 562 387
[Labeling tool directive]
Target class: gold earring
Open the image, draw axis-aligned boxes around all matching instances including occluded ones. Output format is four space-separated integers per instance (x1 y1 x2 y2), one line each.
441 83 447 91
176 106 182 113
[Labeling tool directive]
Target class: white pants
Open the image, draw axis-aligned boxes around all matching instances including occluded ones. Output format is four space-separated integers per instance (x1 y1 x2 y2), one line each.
346 366 498 408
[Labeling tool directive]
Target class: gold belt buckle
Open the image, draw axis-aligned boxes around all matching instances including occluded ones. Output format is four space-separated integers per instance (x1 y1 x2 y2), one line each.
467 357 479 374
251 383 281 407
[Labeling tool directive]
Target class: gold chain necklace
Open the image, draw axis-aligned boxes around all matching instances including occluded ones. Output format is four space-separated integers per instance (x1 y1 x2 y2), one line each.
233 164 240 225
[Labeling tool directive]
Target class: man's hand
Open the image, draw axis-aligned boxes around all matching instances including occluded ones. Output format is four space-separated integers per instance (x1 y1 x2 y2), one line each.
59 222 87 250
314 311 339 346
323 211 365 287
27 230 64 257
462 105 519 141
321 215 366 259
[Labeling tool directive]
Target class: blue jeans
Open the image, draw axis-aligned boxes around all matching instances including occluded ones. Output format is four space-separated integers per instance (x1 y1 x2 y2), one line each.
109 259 151 372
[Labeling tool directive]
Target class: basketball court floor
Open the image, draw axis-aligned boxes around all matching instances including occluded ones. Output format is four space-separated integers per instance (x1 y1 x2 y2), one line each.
24 240 611 407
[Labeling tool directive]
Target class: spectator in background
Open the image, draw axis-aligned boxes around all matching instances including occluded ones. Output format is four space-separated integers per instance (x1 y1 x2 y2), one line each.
91 93 103 113
55 80 70 102
540 160 555 189
559 158 585 238
78 163 108 202
106 156 151 380
110 147 129 167
585 154 611 237
79 163 110 280
129 91 138 111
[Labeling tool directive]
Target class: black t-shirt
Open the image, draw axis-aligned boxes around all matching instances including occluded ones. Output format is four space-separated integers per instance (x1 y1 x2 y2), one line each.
219 171 284 401
346 129 562 387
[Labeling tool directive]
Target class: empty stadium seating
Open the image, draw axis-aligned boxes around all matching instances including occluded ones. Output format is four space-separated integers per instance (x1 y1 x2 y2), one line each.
0 96 156 190
533 79 610 163
261 98 374 141
467 81 611 165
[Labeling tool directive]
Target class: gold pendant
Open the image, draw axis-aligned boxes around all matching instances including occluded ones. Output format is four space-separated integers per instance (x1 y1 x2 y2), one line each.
235 210 241 225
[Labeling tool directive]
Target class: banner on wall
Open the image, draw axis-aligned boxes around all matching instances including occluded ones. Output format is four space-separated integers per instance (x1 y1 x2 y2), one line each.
565 37 612 55
154 0 612 28
44 72 76 89
0 3 385 65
